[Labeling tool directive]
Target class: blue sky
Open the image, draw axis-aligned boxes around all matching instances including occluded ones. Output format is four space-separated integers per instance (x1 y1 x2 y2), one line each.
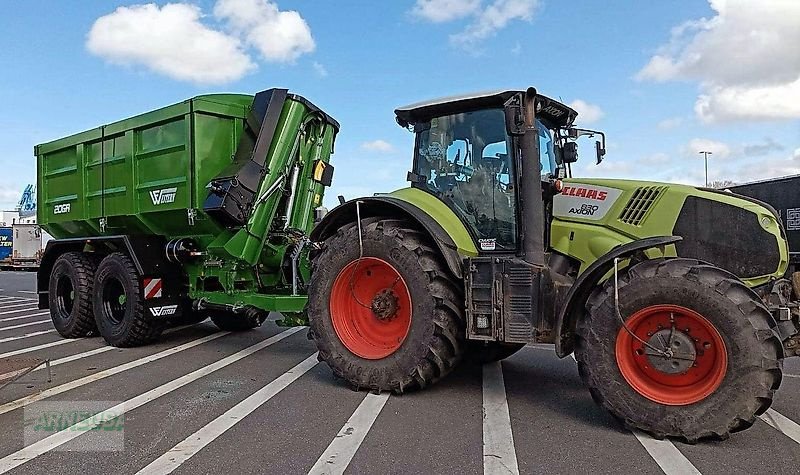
1 0 798 210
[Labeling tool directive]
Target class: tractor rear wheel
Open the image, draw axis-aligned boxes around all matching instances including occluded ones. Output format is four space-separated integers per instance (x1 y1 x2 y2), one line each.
93 252 165 347
308 219 465 392
576 258 783 442
48 252 98 338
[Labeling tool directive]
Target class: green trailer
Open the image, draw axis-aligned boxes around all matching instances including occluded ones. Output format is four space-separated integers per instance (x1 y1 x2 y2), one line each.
36 89 338 346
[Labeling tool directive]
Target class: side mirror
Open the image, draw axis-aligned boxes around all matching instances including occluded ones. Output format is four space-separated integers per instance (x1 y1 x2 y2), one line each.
562 142 578 164
595 141 605 164
504 96 525 136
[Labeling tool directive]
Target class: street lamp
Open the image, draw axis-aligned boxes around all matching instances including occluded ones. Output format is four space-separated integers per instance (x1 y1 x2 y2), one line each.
699 151 712 187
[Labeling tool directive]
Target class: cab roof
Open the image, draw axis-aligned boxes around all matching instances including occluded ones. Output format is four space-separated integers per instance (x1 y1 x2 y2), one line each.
394 89 578 129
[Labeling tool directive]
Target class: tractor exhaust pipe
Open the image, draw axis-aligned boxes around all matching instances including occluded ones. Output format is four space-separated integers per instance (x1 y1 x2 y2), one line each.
519 87 546 266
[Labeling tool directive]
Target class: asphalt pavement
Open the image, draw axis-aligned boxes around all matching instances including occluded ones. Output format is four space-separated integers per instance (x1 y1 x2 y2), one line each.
0 270 799 474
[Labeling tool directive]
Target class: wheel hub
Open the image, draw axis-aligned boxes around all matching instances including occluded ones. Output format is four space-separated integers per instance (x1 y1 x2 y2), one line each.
645 329 697 374
371 289 399 321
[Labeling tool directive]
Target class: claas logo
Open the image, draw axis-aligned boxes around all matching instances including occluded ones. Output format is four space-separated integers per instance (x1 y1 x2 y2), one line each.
561 186 608 201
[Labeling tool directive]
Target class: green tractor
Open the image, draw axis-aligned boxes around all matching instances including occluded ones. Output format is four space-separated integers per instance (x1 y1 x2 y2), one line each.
308 88 798 441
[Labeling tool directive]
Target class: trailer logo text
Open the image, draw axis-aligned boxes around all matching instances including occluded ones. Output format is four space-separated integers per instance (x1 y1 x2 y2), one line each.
149 188 177 206
53 203 71 215
149 305 178 317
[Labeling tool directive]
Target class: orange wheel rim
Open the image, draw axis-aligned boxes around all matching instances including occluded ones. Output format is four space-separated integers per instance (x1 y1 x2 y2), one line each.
330 257 412 359
615 304 728 406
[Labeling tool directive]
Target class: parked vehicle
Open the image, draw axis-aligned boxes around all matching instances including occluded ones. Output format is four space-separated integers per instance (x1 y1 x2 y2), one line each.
307 88 797 442
11 223 41 268
0 227 11 265
36 89 338 346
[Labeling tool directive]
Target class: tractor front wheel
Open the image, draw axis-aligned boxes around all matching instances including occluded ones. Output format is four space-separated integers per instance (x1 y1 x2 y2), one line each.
308 219 465 392
576 258 783 442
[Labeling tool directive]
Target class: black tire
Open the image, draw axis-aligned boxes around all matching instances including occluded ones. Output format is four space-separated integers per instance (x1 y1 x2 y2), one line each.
210 311 260 332
93 252 165 347
575 258 783 442
308 218 465 393
465 341 525 364
48 252 98 338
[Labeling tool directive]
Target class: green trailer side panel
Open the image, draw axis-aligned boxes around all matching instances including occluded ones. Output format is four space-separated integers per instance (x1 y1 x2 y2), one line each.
36 94 253 241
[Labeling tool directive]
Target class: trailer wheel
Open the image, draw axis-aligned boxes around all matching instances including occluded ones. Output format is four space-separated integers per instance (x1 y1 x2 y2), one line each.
575 258 783 442
308 218 465 393
48 252 98 338
465 342 525 364
93 252 165 347
210 311 260 332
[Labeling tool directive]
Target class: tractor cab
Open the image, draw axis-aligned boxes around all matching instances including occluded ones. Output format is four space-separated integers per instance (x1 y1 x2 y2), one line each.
395 89 605 254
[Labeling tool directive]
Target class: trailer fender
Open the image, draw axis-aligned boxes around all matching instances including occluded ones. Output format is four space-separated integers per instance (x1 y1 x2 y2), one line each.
37 236 184 314
554 235 683 358
311 197 469 279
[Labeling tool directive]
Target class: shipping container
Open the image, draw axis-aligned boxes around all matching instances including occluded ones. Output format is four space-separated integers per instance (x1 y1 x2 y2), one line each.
12 223 41 267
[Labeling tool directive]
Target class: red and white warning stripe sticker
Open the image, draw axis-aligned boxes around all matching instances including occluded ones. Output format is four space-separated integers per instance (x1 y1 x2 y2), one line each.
143 278 163 299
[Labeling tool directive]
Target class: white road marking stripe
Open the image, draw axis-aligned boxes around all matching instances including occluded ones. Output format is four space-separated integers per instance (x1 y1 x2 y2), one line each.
0 346 115 381
482 361 519 475
0 311 49 322
0 330 232 416
785 374 799 379
632 431 701 475
308 391 390 475
0 320 50 332
0 322 201 360
0 330 57 344
0 307 42 317
0 338 76 359
139 353 319 475
0 326 304 472
17 291 37 294
760 408 800 445
0 303 38 312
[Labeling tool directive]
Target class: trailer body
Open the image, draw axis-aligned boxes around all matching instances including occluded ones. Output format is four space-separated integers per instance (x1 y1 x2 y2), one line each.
36 89 338 345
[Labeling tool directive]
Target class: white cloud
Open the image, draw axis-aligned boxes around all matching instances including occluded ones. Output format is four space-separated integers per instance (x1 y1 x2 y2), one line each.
453 0 539 45
657 117 683 130
684 138 731 159
360 140 396 152
214 0 315 63
412 0 481 22
312 61 328 77
636 0 800 122
568 99 604 124
86 3 256 85
743 137 784 157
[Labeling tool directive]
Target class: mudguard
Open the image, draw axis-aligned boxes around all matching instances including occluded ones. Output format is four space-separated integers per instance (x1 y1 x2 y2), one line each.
37 235 183 311
554 235 683 357
311 195 475 279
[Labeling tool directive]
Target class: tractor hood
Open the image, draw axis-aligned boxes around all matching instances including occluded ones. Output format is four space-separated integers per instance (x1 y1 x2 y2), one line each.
550 178 788 285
